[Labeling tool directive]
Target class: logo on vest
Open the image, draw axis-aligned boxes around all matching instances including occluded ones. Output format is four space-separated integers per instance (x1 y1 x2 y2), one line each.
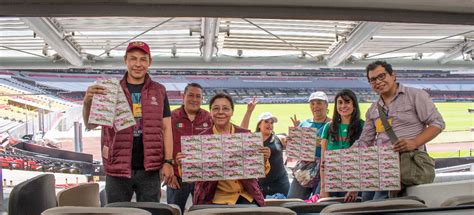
203 122 209 127
151 96 158 105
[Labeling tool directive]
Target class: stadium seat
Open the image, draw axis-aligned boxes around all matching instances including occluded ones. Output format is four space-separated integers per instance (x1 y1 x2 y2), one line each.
320 199 427 213
8 174 57 215
41 206 151 215
440 195 474 207
184 206 296 215
187 204 257 212
99 186 107 207
105 202 181 215
406 179 474 207
367 195 425 204
57 183 100 207
264 198 304 206
281 201 338 213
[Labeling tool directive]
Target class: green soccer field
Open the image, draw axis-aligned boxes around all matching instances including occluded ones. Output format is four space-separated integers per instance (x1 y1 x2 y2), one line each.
172 102 473 134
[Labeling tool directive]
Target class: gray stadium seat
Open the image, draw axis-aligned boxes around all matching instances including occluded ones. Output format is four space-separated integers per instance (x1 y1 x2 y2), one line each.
57 183 100 207
9 174 57 215
264 198 304 206
99 186 107 207
187 204 257 212
41 206 151 215
441 195 474 207
281 201 339 213
106 202 181 215
406 179 474 207
320 199 427 213
184 206 296 215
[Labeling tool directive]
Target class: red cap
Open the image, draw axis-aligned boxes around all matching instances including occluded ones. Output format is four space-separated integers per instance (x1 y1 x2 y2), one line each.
126 41 151 55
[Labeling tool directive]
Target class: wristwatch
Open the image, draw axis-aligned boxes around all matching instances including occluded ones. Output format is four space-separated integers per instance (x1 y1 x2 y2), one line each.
164 159 174 165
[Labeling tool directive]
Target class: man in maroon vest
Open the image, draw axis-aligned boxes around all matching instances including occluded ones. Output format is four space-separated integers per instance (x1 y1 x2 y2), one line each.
83 41 174 203
167 83 212 212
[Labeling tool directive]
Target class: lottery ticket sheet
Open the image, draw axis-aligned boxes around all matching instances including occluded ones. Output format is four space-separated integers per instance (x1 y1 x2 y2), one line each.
324 144 400 192
88 79 135 131
181 132 265 182
286 127 318 161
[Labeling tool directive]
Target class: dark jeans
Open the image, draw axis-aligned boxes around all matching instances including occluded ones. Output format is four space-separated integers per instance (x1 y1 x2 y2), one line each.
106 170 161 203
260 175 290 197
329 191 347 198
166 178 194 212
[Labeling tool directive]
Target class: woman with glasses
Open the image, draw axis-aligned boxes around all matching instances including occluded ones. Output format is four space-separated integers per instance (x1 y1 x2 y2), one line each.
176 93 271 206
319 89 364 202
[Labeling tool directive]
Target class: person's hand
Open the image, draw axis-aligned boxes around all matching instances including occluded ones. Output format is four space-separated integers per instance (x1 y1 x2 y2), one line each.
84 85 107 104
344 191 358 202
259 147 271 161
160 163 174 186
393 139 418 152
175 152 186 166
167 175 181 189
246 97 258 113
290 114 300 127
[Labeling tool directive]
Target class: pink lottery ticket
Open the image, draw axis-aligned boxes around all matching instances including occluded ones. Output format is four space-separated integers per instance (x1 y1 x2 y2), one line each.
204 170 224 181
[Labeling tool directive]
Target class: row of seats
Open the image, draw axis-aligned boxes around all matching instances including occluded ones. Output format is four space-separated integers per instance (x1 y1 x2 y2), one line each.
8 173 474 215
1 147 85 176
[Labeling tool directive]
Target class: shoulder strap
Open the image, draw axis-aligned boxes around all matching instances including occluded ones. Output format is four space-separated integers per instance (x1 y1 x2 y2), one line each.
377 103 399 144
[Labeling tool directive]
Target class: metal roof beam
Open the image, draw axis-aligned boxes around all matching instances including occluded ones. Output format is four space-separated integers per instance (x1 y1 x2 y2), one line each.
438 40 473 64
326 22 383 67
20 17 83 66
202 18 219 62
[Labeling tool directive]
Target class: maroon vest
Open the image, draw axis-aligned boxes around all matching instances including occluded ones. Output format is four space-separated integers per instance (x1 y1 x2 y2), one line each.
101 73 166 178
171 107 212 177
193 125 265 206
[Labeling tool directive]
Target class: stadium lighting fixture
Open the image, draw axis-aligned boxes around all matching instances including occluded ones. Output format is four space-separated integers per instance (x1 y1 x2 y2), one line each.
298 51 306 59
315 55 325 63
438 38 473 64
412 53 423 60
346 55 357 63
171 43 177 58
464 51 472 61
42 43 49 56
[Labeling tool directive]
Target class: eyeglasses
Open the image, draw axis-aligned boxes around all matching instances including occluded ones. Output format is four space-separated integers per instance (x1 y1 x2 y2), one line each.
211 106 232 113
368 72 387 83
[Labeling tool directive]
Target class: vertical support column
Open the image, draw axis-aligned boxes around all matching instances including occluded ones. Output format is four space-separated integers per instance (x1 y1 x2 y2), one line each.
38 109 45 137
74 121 83 153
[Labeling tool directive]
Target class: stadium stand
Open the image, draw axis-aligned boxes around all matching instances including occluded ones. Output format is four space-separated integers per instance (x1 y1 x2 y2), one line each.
1 70 473 105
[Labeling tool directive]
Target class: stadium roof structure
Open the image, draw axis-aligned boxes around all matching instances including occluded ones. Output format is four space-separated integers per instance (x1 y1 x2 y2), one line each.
0 0 473 71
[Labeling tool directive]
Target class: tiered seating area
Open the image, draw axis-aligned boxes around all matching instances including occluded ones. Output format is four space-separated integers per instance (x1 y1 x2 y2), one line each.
0 79 75 123
5 71 474 104
0 118 22 134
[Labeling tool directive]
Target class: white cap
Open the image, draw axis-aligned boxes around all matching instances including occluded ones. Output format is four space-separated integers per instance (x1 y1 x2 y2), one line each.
308 91 328 102
257 112 278 123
